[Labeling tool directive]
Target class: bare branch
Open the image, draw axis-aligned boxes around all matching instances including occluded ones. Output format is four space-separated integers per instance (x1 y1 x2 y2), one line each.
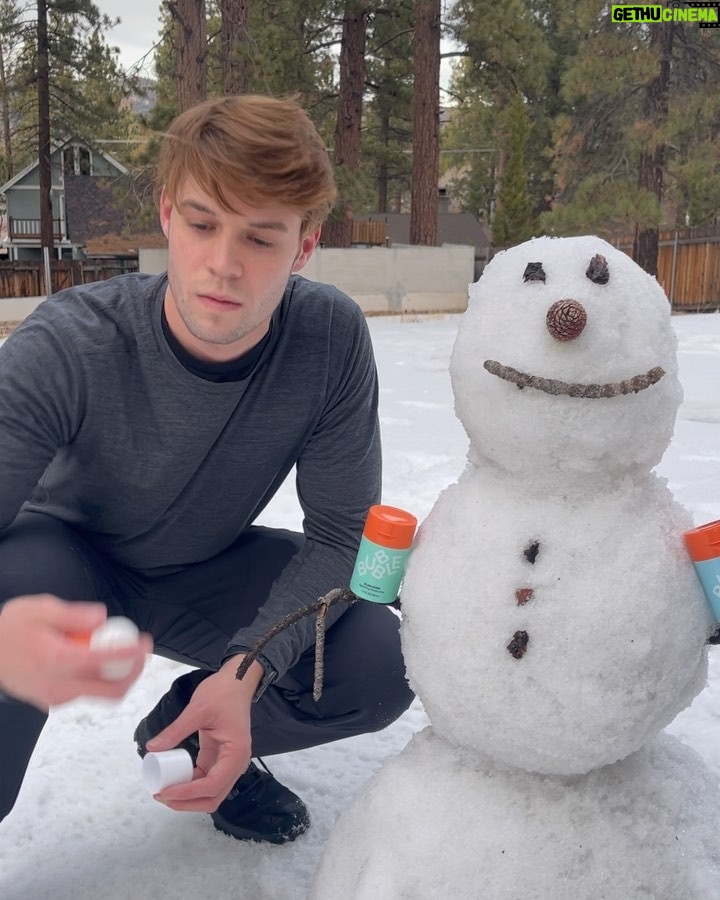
235 588 358 700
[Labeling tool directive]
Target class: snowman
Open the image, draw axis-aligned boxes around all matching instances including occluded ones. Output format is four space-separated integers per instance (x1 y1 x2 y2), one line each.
311 236 720 899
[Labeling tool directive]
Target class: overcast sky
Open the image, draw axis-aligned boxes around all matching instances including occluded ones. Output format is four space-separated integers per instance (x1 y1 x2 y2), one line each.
97 0 163 78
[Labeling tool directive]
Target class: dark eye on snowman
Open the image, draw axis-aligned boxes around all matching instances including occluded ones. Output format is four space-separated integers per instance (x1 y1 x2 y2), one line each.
523 262 546 283
586 254 610 285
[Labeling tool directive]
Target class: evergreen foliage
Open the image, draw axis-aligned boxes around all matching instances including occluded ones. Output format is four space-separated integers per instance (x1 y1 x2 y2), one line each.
0 0 135 179
492 95 534 245
541 2 720 242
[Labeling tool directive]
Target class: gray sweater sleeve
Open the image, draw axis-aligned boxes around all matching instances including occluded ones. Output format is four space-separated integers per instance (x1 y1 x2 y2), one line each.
224 299 382 679
0 311 85 530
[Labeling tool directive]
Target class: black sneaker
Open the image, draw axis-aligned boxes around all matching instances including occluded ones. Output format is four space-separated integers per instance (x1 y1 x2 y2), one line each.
133 713 200 765
133 714 310 844
211 759 310 844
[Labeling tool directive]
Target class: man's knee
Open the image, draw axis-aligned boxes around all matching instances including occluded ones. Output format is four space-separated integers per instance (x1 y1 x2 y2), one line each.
0 698 48 822
343 603 414 731
292 601 414 730
0 513 105 603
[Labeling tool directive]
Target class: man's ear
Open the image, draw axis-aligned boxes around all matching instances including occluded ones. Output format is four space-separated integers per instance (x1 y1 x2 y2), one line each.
292 229 321 273
159 187 172 239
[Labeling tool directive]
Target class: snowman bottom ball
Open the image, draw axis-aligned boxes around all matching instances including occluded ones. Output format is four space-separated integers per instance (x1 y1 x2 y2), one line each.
310 730 720 900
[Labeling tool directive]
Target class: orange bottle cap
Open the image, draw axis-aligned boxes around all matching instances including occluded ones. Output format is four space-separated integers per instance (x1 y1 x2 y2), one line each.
66 630 93 646
363 505 417 550
684 519 720 562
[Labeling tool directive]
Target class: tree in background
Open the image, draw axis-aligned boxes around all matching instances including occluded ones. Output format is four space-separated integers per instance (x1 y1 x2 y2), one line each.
492 94 534 246
218 0 251 94
2 1 129 161
170 0 207 111
541 1 720 274
149 1 338 125
442 0 556 243
3 0 132 258
0 0 22 182
37 0 52 254
410 0 440 245
364 1 414 213
246 0 337 105
633 15 673 276
324 0 369 248
439 81 499 223
146 0 436 240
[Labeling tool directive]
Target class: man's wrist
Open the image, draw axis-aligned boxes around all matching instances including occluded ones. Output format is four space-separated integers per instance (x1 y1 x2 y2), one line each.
221 648 278 702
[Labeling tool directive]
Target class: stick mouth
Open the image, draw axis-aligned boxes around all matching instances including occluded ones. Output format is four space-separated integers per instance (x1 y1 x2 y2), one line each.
483 360 665 399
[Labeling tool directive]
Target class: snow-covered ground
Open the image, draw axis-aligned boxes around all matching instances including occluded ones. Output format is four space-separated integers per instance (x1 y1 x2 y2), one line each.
1 310 719 900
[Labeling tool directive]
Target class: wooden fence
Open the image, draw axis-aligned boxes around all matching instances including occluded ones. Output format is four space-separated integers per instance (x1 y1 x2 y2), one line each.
615 225 720 311
0 258 139 298
351 220 388 246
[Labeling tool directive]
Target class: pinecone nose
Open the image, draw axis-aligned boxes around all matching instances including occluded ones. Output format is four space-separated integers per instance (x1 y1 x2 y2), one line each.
546 299 587 342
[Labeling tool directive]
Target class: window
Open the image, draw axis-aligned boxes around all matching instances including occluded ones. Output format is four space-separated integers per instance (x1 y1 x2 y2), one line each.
79 146 91 175
62 144 93 176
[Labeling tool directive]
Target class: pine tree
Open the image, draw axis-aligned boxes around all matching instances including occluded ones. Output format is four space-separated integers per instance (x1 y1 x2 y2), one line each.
443 0 557 237
440 67 503 224
14 0 131 258
364 1 414 213
491 95 534 245
0 0 22 181
410 0 440 245
170 0 207 111
541 1 720 274
324 0 369 248
218 0 251 94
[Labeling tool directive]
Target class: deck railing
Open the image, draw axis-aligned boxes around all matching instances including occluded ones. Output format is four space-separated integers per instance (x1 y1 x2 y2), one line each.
8 217 65 241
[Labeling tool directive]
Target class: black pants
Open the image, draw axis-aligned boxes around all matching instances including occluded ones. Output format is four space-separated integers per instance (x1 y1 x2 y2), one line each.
0 512 413 822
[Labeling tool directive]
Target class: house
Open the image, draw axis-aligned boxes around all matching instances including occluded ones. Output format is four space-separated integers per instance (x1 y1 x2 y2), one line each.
0 138 130 261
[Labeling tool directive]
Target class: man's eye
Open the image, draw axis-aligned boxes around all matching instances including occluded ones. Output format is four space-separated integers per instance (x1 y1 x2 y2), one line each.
190 221 212 232
250 236 272 248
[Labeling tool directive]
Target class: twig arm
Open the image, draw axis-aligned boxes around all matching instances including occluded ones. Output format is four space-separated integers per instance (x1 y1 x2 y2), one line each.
235 587 359 688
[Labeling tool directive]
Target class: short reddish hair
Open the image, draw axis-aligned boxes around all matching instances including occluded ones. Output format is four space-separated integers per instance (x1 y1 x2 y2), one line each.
157 94 336 234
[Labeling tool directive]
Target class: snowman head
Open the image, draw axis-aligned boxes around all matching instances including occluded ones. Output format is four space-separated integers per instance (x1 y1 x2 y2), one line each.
450 236 681 488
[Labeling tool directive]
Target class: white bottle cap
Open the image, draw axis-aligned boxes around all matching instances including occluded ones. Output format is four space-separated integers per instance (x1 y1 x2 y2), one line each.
89 616 140 680
142 749 194 794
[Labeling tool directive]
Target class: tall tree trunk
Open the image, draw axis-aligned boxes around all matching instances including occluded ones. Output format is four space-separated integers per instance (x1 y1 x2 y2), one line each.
324 0 368 249
410 0 440 246
172 0 207 112
219 0 251 94
633 14 674 277
377 109 389 213
37 0 53 265
0 42 13 180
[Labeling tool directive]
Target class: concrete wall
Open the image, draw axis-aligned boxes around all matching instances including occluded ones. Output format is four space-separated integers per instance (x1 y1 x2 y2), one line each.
0 295 46 334
139 244 474 314
0 245 474 336
139 248 170 277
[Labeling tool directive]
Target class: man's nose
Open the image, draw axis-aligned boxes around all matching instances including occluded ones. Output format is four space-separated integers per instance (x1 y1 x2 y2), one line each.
207 236 242 279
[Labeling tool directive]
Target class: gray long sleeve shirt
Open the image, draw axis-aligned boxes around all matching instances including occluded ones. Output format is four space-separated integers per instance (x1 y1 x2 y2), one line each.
0 272 381 678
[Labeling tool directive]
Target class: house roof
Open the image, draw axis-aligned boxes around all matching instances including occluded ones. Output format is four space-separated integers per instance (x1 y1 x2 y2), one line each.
63 173 164 255
83 232 167 257
0 138 128 194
